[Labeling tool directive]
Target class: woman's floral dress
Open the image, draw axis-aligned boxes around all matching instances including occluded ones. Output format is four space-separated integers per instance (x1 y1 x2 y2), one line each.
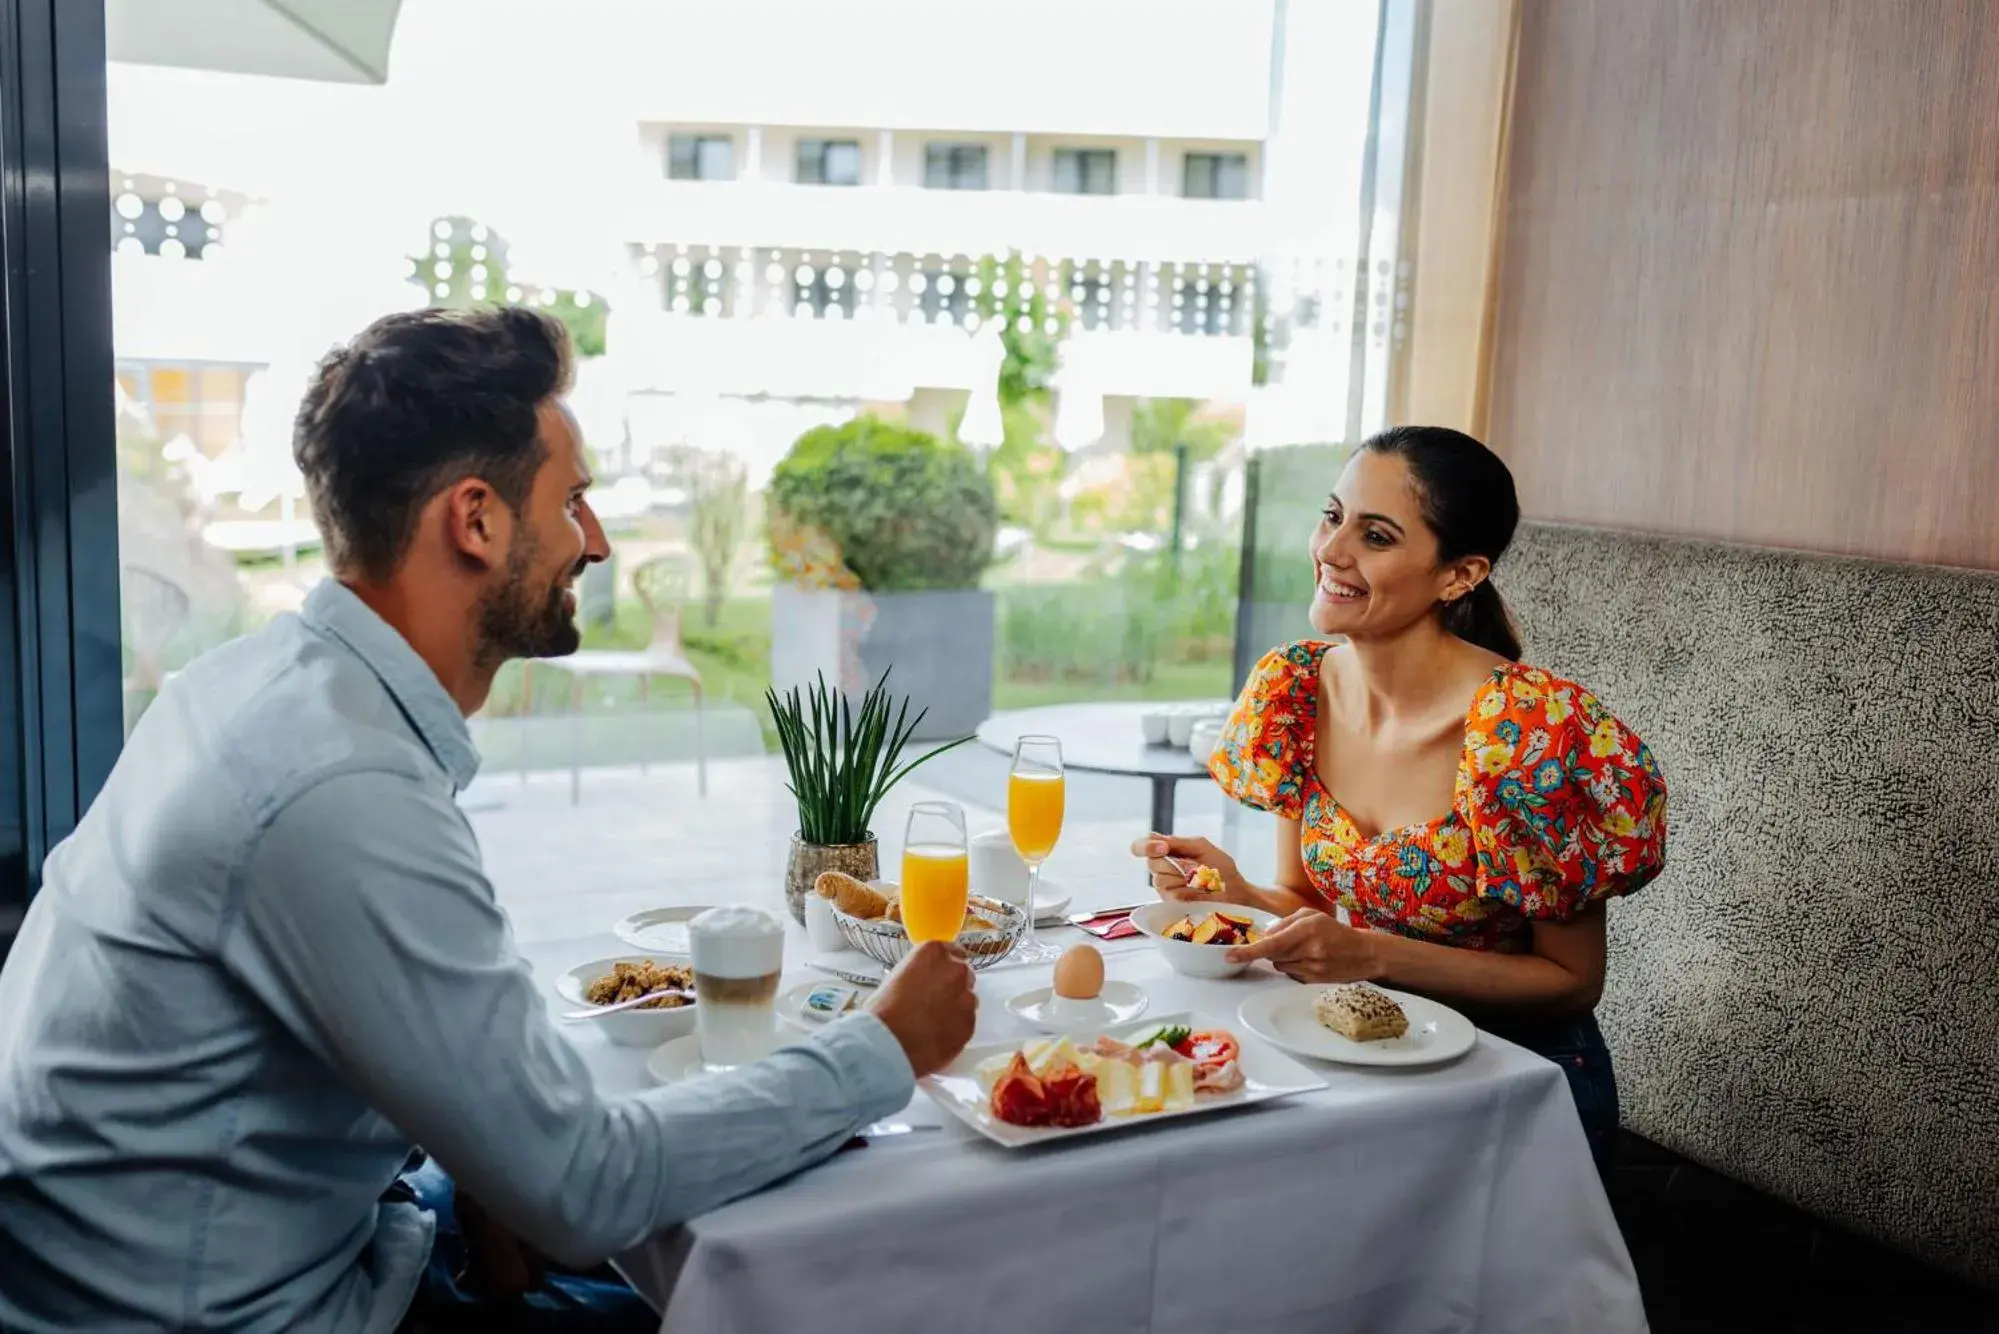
1208 641 1668 952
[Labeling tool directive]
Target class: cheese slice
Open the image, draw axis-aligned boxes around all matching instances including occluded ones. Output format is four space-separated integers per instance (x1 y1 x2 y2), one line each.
1162 1060 1196 1113
1028 1038 1082 1078
1096 1057 1139 1116
1134 1059 1166 1114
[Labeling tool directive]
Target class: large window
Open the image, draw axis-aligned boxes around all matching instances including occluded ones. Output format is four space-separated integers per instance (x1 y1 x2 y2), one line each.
923 143 988 191
667 134 736 182
1052 149 1118 196
796 139 862 187
1182 152 1250 200
98 0 1395 857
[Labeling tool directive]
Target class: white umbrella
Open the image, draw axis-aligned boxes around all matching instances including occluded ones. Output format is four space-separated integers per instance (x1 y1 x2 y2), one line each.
107 0 404 84
1051 365 1104 453
234 364 315 575
958 326 1007 451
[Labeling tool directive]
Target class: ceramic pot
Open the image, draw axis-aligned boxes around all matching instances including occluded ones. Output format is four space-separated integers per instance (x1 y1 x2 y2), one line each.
784 833 879 925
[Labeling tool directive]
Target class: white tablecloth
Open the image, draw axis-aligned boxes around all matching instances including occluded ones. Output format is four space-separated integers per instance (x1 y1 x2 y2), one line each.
519 915 1647 1334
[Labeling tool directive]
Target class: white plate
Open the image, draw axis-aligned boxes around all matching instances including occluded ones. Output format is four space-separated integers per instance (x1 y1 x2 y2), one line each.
645 1033 705 1085
918 1010 1324 1149
610 906 717 957
778 979 868 1030
1236 985 1477 1068
1005 981 1150 1033
1031 884 1073 924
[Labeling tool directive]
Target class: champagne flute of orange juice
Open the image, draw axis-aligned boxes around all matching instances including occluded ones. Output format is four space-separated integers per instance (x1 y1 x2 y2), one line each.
1007 735 1065 963
900 801 969 944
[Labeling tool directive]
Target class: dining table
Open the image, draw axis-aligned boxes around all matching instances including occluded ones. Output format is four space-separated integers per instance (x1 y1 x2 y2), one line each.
520 877 1648 1334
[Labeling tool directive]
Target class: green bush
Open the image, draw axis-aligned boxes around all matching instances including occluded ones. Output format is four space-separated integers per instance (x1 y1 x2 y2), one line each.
768 416 999 591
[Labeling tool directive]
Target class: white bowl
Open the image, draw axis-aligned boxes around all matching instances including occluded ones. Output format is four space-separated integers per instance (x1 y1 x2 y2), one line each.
555 955 700 1048
1129 902 1282 979
1140 710 1172 745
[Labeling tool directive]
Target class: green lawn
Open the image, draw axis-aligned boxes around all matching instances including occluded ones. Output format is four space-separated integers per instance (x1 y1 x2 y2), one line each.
992 658 1232 711
481 589 1235 752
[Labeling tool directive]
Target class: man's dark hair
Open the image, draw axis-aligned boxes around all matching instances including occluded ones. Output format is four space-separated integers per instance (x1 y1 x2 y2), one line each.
293 305 573 580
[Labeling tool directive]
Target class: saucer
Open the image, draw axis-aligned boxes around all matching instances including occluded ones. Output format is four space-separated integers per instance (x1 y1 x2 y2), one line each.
644 1033 706 1085
1005 981 1150 1034
1032 884 1073 924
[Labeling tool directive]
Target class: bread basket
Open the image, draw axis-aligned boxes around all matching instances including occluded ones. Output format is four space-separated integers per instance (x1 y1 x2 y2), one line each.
833 891 1027 972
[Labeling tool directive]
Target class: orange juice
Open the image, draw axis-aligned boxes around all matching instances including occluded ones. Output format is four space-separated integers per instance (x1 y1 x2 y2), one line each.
900 844 970 942
1008 770 1066 864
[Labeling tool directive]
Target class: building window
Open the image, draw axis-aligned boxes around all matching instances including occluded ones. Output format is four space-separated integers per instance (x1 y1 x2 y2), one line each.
667 134 735 182
923 144 989 191
796 139 862 187
1052 149 1118 196
1182 152 1249 201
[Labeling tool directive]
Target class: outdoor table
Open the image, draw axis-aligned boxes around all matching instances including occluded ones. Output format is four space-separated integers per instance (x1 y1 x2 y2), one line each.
520 879 1646 1334
975 702 1219 836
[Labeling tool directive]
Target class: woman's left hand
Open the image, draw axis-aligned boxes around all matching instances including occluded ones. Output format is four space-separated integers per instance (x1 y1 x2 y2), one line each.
1226 910 1382 984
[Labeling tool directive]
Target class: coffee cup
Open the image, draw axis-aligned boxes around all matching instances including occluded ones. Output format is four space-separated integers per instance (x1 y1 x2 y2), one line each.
688 906 784 1072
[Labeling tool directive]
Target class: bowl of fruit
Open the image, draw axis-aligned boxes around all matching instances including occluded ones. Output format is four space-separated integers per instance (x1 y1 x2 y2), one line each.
1129 902 1282 979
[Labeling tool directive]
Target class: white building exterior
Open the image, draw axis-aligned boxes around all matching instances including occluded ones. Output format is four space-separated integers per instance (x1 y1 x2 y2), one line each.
109 0 1381 491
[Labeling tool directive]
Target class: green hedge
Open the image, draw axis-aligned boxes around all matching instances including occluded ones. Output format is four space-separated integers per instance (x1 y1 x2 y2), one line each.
768 416 999 591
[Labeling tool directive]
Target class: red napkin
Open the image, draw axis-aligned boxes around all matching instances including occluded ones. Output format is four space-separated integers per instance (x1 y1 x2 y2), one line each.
1069 910 1142 941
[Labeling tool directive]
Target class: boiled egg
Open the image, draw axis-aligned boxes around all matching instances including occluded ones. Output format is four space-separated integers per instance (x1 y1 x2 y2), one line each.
1052 944 1106 1001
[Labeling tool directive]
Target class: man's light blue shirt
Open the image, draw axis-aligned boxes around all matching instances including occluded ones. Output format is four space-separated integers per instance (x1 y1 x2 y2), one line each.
0 580 913 1332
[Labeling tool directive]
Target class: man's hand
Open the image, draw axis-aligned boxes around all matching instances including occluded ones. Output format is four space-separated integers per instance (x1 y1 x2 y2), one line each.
867 940 977 1079
454 1187 547 1298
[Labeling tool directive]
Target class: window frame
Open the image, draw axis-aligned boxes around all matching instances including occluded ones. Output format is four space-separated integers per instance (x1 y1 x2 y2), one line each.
922 143 989 191
0 0 124 911
1052 148 1118 197
795 138 862 187
1181 151 1251 201
666 133 736 182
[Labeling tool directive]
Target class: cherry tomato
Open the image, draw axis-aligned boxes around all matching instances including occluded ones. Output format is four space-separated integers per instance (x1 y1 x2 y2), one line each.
1173 1030 1239 1068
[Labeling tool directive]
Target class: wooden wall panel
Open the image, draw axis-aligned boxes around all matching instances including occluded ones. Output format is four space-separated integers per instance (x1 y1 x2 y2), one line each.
1484 0 1999 569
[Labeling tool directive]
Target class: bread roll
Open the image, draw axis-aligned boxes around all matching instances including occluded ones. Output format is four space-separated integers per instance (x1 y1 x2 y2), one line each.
815 871 890 920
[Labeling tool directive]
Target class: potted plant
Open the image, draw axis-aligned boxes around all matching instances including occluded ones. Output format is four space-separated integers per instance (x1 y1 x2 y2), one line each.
767 670 972 924
766 416 1001 739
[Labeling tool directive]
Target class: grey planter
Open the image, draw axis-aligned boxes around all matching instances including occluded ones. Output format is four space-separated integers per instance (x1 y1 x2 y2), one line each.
770 587 994 740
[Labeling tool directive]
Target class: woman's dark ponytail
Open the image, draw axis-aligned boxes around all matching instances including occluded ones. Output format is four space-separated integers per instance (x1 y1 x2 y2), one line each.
1440 578 1522 661
1361 426 1523 661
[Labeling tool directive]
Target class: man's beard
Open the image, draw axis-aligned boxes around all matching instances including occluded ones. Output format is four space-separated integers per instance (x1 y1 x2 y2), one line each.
477 530 584 665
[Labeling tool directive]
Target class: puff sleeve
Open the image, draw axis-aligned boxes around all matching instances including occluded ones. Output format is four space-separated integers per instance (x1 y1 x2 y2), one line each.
1463 669 1667 922
1207 643 1323 820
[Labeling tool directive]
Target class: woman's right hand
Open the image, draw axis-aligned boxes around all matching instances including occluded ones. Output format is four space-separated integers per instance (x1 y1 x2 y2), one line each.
1128 834 1256 906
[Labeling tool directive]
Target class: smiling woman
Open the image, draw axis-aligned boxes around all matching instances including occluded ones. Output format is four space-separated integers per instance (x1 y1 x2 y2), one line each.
1138 425 1667 1172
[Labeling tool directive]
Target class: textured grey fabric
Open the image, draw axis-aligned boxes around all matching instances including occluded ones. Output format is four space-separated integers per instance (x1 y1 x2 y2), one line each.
1501 522 1999 1288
